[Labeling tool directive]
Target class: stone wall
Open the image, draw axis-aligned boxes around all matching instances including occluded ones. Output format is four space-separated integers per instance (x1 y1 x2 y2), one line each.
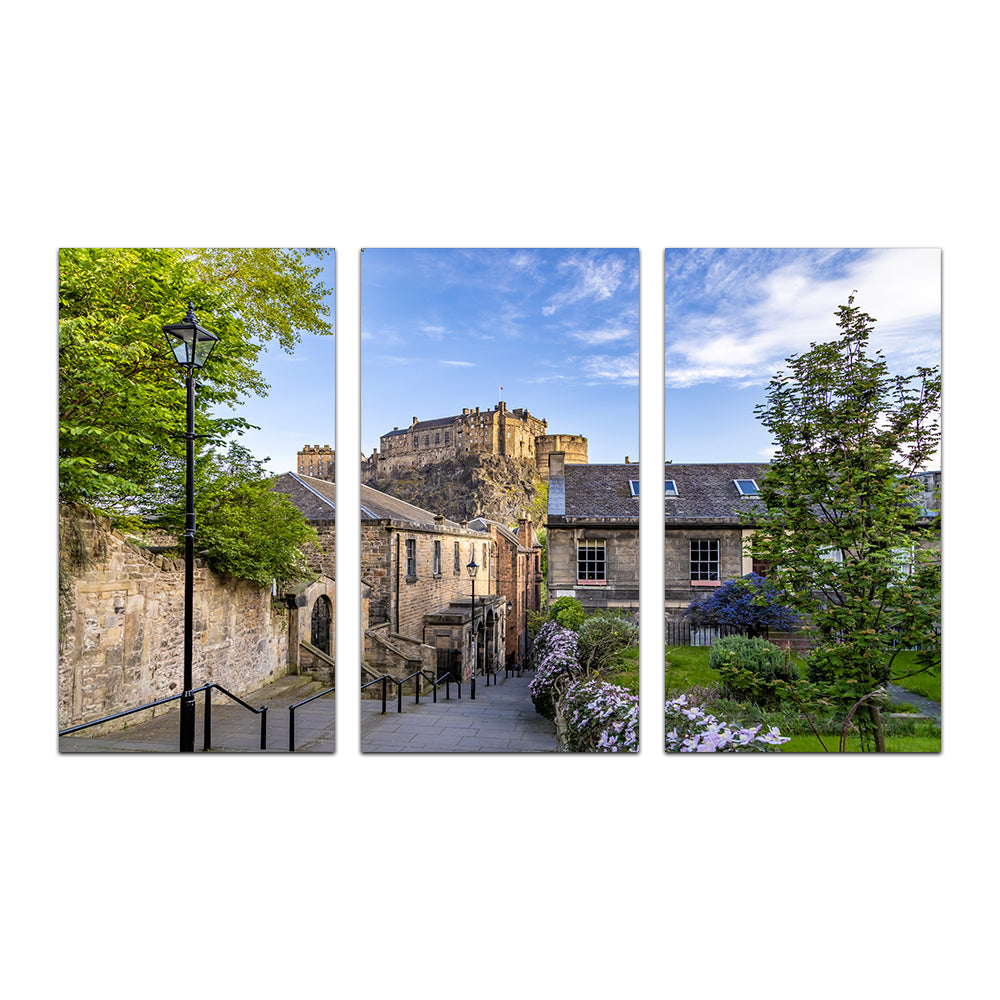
664 526 749 620
59 507 290 731
547 522 640 614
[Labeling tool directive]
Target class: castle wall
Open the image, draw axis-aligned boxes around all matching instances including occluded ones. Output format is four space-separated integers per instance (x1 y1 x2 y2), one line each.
297 444 335 480
536 434 588 478
372 401 569 477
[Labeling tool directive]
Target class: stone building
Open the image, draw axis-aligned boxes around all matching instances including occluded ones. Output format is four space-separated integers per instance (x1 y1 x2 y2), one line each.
661 463 770 622
545 453 640 615
297 444 334 481
365 400 587 480
360 484 509 686
468 513 543 666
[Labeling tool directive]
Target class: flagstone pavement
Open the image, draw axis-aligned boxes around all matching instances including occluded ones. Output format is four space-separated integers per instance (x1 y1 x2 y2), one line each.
361 669 557 753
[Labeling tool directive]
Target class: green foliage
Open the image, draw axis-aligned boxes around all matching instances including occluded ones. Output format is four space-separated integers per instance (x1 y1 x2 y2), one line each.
708 635 798 709
153 443 316 588
58 248 331 587
577 610 639 673
550 596 585 631
747 294 941 744
59 247 332 514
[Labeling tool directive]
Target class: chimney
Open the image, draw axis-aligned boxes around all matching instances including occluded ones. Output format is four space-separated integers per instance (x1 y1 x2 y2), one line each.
412 417 418 425
549 451 565 479
518 511 532 549
625 456 630 463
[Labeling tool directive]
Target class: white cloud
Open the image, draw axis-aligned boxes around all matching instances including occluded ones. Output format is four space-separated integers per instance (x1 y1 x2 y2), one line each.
666 249 941 388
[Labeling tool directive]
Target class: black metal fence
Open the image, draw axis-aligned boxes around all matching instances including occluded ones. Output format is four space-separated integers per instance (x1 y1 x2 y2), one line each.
664 621 750 647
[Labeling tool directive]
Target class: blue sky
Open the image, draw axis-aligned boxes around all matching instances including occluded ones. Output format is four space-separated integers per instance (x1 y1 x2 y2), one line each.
664 248 942 464
360 249 640 464
230 251 336 475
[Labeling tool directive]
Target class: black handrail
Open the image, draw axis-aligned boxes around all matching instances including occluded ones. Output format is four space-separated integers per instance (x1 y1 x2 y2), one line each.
288 685 335 752
58 683 268 751
429 671 461 703
362 668 461 715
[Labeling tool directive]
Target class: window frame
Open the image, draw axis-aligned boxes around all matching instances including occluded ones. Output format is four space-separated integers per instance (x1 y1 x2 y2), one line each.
405 538 417 579
577 539 607 585
734 478 759 496
690 538 720 584
665 479 679 497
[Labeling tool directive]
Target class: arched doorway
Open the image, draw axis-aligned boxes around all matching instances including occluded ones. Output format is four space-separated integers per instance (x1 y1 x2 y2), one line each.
310 595 332 654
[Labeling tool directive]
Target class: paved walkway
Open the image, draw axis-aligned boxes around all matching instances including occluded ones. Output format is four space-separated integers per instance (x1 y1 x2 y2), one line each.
888 683 942 721
58 675 335 753
361 669 557 752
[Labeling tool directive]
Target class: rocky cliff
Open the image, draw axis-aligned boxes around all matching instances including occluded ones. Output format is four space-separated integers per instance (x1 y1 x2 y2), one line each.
364 454 542 526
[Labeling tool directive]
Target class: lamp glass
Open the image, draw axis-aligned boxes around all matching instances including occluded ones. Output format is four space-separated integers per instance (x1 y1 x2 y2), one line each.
466 558 478 579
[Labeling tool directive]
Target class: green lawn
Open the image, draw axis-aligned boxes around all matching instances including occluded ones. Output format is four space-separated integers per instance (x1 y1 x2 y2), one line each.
890 651 941 702
780 732 941 753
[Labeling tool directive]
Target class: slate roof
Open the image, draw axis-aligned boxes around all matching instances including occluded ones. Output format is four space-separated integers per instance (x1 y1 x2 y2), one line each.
557 464 641 519
383 415 456 437
662 463 770 521
274 471 477 529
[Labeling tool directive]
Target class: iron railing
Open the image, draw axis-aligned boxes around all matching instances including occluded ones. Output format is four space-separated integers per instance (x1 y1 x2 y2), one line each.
58 683 268 751
287 684 335 752
362 669 464 714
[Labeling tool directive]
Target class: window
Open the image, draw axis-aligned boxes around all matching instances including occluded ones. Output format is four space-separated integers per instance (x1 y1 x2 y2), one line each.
454 541 460 573
629 480 639 496
578 540 606 583
735 479 759 496
665 480 678 497
435 433 440 444
445 432 450 445
405 538 416 578
690 539 719 582
433 540 441 575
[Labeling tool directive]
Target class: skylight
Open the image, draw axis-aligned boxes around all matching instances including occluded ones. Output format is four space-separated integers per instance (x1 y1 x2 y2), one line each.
665 480 678 496
735 479 759 496
629 480 639 496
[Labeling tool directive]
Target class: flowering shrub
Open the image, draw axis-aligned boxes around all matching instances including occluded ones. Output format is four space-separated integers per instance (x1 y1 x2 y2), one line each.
528 623 581 721
664 694 790 752
561 678 638 752
684 572 799 636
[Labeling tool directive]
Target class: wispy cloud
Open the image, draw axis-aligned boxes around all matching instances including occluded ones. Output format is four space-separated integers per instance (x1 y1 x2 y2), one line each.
665 249 940 388
439 359 476 367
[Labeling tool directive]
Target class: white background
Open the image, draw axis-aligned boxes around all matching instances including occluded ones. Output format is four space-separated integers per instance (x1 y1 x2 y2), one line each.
5 2 992 997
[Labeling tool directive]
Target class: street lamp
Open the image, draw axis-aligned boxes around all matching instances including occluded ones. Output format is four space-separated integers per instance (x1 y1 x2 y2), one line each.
163 302 218 752
466 554 478 700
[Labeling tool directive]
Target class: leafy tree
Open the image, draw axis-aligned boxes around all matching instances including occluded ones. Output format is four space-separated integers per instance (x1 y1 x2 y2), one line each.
747 294 941 751
152 442 317 588
683 572 800 637
59 247 331 583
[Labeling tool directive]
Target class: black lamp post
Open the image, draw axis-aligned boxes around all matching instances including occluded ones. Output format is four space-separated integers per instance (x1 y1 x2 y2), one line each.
162 303 218 752
466 555 478 700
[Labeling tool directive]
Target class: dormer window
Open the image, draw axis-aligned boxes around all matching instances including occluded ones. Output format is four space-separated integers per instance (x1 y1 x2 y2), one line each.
665 480 678 497
735 479 759 496
629 480 639 496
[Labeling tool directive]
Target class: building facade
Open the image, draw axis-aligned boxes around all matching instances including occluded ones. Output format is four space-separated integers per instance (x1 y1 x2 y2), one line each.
297 445 335 481
545 453 640 615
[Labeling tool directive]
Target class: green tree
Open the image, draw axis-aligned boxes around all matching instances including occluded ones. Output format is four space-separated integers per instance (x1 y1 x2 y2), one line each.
152 442 318 588
747 294 941 751
59 247 331 583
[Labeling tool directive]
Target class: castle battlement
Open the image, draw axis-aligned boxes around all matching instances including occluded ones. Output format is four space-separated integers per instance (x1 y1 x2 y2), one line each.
367 401 587 479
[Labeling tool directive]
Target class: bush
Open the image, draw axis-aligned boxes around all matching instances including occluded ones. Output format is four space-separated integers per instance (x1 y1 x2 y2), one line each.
684 572 799 636
550 596 585 631
709 635 797 709
577 610 639 673
562 678 638 752
528 622 581 720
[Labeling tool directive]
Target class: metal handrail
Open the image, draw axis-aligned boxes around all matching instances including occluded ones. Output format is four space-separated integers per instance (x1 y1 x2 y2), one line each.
288 685 335 752
58 683 268 751
427 670 461 703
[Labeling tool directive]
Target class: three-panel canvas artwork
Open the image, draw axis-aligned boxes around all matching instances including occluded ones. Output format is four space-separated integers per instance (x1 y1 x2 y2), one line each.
57 247 941 754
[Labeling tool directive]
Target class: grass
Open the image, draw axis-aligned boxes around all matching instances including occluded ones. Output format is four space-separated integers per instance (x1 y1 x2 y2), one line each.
890 651 941 702
602 646 639 694
664 644 941 753
779 732 941 753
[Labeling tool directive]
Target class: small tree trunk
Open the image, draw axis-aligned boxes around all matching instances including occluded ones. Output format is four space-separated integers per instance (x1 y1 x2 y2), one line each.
867 703 886 753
